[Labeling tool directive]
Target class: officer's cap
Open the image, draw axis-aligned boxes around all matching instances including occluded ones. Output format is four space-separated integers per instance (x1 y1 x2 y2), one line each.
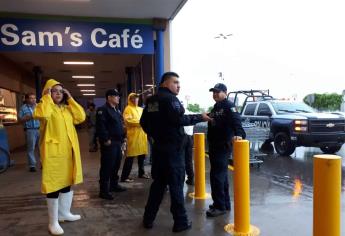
209 83 227 93
105 89 120 98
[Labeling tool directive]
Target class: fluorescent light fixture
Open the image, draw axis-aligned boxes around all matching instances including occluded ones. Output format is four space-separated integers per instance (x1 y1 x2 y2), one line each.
77 84 95 87
145 84 154 87
72 75 95 79
83 93 96 96
80 89 95 92
63 61 94 65
63 0 91 2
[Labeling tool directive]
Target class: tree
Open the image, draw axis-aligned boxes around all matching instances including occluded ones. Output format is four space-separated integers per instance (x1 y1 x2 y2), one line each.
187 103 203 113
303 93 343 111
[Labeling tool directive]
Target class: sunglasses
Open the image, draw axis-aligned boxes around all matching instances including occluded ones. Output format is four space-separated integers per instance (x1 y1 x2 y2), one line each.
51 88 64 93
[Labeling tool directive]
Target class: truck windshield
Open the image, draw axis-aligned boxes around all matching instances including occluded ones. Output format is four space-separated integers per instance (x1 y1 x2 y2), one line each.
272 102 315 114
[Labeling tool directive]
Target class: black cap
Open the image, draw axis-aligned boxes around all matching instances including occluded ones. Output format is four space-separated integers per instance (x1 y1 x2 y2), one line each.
105 89 120 98
209 83 227 93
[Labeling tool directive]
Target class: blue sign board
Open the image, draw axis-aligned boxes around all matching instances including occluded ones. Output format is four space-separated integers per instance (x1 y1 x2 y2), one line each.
0 18 154 54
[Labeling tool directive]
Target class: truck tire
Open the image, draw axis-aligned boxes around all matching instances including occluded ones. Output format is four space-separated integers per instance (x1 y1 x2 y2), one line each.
320 145 342 154
274 132 295 156
260 140 274 154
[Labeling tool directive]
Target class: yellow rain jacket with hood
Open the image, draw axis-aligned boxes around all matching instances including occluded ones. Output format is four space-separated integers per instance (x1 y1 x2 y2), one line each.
34 79 86 194
123 93 148 157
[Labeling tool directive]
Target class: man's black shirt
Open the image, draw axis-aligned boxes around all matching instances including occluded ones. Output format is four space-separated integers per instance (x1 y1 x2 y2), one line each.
140 87 203 151
207 98 245 148
96 102 125 144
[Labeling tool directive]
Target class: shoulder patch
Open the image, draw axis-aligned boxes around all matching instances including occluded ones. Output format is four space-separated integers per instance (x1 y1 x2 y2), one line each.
172 101 181 110
147 102 159 112
231 107 237 112
97 110 103 115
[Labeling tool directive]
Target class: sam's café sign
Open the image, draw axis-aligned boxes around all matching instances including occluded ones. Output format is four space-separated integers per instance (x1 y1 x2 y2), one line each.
0 18 154 54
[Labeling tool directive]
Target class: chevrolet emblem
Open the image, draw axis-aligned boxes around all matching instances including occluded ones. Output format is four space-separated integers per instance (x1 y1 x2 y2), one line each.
326 123 335 128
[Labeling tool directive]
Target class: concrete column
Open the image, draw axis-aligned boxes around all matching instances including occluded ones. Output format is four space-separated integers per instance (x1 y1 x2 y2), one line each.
155 30 164 87
32 66 42 102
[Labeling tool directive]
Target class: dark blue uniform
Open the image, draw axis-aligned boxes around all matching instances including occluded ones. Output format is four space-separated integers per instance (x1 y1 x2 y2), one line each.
207 98 245 211
96 102 125 195
140 87 203 228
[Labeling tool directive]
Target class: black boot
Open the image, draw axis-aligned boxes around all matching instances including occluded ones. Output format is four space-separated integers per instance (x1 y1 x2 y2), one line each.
99 192 113 200
172 221 192 233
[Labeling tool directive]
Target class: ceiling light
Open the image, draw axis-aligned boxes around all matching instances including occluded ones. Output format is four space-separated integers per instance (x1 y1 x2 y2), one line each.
83 93 96 96
145 84 154 87
72 75 95 79
63 0 91 2
63 61 94 65
80 89 95 92
77 84 95 87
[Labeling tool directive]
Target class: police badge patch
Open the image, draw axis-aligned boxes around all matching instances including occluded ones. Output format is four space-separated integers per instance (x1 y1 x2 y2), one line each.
172 101 181 110
148 102 159 112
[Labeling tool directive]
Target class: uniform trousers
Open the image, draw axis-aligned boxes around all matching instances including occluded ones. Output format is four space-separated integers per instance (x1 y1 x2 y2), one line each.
209 145 231 211
143 146 188 226
99 142 122 193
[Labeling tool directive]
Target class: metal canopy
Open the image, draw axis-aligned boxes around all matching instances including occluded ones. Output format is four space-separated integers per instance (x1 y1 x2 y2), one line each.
0 0 187 98
0 0 187 20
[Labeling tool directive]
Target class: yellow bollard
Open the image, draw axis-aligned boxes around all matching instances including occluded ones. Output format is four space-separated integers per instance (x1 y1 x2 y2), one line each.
224 140 260 235
189 133 210 199
313 155 341 236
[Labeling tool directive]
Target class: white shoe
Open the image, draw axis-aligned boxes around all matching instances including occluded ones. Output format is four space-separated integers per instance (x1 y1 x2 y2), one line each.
58 191 81 222
47 198 64 235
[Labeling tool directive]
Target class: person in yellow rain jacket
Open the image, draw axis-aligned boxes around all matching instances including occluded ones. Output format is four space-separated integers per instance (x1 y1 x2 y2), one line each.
34 78 85 235
120 93 149 182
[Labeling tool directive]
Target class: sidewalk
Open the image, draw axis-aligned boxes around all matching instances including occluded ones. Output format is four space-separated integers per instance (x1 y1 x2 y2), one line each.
1 130 343 236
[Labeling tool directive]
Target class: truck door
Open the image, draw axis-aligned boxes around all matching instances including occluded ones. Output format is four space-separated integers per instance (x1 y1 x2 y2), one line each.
256 103 272 129
242 103 257 124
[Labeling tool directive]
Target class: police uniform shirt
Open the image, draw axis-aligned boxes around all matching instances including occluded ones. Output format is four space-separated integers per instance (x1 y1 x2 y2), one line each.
96 103 125 144
140 87 203 149
207 98 245 146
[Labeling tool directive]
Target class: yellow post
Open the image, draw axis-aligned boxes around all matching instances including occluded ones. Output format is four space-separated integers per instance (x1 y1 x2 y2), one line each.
313 155 341 236
189 133 210 199
234 140 250 232
224 140 260 235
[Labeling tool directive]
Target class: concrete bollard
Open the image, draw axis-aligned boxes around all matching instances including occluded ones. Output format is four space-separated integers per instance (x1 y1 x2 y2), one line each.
224 140 260 235
189 133 210 199
313 155 341 236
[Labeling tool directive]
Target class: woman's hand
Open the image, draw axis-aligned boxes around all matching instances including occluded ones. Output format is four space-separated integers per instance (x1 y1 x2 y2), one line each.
43 88 51 95
63 88 72 99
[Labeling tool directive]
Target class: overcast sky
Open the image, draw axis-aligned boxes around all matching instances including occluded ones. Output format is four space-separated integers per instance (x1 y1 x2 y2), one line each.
171 0 345 108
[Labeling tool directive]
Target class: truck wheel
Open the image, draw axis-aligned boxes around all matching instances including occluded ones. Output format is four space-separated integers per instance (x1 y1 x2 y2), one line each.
320 145 342 154
260 140 274 154
274 132 295 156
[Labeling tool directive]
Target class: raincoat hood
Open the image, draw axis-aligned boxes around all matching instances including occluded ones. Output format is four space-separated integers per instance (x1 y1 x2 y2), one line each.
127 93 139 106
43 79 62 95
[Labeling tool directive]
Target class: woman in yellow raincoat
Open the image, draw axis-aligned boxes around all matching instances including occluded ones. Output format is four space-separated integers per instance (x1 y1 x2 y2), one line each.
120 93 149 182
34 79 85 235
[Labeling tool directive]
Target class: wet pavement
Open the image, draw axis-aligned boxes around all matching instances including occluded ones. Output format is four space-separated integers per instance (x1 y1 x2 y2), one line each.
0 131 344 236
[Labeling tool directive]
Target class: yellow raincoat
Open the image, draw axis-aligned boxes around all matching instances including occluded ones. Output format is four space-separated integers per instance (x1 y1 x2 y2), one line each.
123 93 148 157
34 79 86 194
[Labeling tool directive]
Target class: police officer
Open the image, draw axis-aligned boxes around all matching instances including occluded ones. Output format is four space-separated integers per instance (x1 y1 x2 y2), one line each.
206 83 246 217
96 89 126 200
140 72 211 232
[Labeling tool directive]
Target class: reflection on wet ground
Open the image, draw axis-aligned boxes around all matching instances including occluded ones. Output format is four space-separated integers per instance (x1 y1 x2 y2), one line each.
0 133 344 236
